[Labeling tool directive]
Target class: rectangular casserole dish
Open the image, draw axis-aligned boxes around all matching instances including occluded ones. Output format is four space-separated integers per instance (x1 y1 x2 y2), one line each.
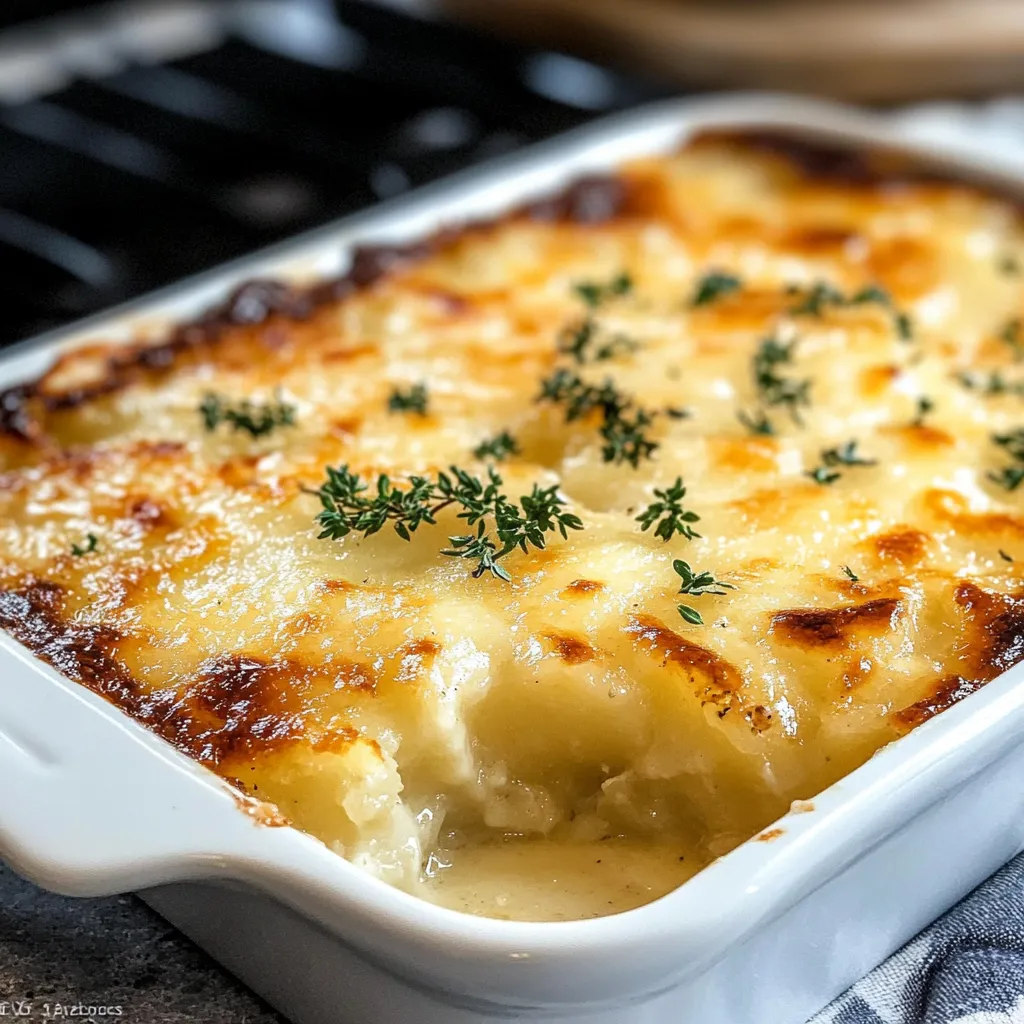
3 93 1024 1024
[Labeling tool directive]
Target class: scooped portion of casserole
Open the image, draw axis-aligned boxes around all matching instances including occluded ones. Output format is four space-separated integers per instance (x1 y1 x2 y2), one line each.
1 132 1023 920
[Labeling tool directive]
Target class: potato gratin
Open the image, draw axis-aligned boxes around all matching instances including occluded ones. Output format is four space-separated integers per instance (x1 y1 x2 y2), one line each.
2 132 1024 921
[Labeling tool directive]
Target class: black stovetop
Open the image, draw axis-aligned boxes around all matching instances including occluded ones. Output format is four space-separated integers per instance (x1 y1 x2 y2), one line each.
0 0 666 345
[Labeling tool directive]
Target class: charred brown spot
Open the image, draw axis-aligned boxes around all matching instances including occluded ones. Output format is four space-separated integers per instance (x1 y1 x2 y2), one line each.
871 528 932 569
0 581 139 701
926 489 1024 540
709 436 779 474
771 598 902 648
746 705 773 733
322 343 376 364
562 578 605 597
955 582 1024 678
127 498 168 527
0 385 39 442
523 174 626 225
391 638 442 684
882 423 955 449
895 675 984 731
691 130 947 189
542 630 597 665
781 225 859 255
624 614 742 710
0 581 375 769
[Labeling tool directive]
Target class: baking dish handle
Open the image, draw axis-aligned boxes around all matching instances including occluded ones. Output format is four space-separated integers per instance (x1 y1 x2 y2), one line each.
0 637 281 897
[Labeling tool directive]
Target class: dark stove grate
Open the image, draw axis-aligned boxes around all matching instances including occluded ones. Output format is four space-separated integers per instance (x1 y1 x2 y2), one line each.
0 0 667 346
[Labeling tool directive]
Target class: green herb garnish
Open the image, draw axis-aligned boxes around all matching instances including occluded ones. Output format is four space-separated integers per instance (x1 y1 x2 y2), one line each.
558 319 637 364
912 396 935 427
537 370 658 468
1000 318 1024 362
807 466 842 486
989 429 1024 491
70 533 98 557
674 559 735 625
957 370 1024 397
1000 549 1014 562
691 271 742 307
388 383 429 416
841 565 859 582
473 431 519 462
313 465 582 581
636 477 701 542
573 272 632 309
990 466 1024 491
789 280 912 340
788 281 845 317
199 391 297 438
737 409 775 436
806 439 876 485
752 336 811 425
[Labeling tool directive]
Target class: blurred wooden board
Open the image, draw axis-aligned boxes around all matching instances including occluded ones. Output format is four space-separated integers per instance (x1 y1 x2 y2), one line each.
441 0 1024 101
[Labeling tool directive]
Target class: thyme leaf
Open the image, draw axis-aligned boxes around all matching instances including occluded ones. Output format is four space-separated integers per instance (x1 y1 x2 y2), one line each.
752 336 811 425
912 396 935 427
636 477 701 542
70 533 98 557
806 439 876 485
199 390 297 438
1001 318 1024 362
691 271 742 307
989 429 1024 491
313 464 583 580
388 383 429 415
473 431 519 462
673 558 735 626
573 272 632 309
788 280 913 341
537 370 658 467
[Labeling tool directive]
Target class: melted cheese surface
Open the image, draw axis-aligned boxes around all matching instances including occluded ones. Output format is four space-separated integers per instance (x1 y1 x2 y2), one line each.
2 133 1024 920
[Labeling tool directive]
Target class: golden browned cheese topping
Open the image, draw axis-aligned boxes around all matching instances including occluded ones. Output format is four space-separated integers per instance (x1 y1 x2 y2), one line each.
2 132 1024 920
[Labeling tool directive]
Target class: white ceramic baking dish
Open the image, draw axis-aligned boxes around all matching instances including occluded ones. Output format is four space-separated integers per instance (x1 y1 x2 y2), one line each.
3 93 1024 1024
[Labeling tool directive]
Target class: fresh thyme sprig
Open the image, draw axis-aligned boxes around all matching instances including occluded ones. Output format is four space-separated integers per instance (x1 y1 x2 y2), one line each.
691 271 741 307
988 429 1024 491
1000 318 1024 362
806 440 876 486
199 390 297 438
673 559 735 625
388 383 429 415
557 319 638 363
70 533 98 557
737 409 775 436
912 396 935 427
573 272 632 309
788 281 913 341
957 370 1024 397
841 565 859 582
561 273 638 364
473 431 519 462
752 335 811 426
537 370 659 468
312 464 582 581
636 477 701 542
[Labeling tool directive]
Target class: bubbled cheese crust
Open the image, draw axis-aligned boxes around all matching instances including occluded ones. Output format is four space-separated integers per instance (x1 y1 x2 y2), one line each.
2 132 1024 919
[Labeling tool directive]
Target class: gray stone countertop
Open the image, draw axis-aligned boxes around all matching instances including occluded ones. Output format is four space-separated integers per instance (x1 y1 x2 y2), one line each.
0 864 282 1023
